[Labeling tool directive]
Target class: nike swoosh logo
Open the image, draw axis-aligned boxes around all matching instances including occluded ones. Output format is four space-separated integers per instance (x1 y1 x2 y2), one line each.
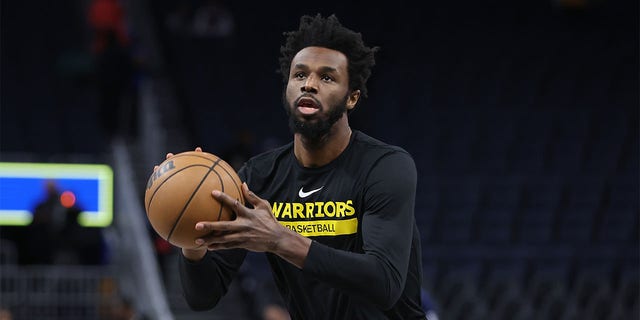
298 186 324 198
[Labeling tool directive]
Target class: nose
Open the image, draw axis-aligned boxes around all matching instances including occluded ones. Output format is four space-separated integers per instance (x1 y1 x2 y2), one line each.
300 75 318 93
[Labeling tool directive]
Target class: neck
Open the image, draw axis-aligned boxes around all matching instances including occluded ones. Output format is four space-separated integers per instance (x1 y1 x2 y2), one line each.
294 117 352 168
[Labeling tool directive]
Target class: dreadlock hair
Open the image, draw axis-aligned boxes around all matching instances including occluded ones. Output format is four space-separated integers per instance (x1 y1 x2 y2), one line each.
279 14 379 99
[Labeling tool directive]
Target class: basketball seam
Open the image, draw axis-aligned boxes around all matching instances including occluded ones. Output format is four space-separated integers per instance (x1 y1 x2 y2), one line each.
146 164 214 210
170 152 220 163
167 159 223 242
210 169 225 222
216 162 244 206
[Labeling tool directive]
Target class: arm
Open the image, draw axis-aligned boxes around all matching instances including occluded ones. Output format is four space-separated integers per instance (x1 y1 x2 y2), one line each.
179 248 247 310
177 160 250 310
302 152 417 309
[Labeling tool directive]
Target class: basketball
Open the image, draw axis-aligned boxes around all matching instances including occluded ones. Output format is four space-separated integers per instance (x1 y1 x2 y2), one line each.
144 151 244 249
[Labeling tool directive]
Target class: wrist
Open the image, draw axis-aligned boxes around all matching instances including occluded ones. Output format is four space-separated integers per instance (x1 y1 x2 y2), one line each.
273 227 312 269
182 247 207 262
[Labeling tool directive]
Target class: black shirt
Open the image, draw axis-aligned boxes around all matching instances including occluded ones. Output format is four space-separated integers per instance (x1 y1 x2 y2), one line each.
179 130 426 319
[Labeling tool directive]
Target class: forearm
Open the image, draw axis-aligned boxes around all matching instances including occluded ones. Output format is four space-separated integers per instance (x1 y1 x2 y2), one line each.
179 249 247 310
269 219 403 308
302 240 405 309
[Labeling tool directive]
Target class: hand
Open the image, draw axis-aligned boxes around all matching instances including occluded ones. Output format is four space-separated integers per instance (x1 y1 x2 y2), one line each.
195 183 312 268
196 183 285 252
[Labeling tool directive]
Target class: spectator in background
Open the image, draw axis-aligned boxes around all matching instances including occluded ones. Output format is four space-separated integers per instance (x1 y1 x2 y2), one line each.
94 30 136 140
88 0 137 140
24 181 65 264
59 205 107 265
23 180 107 265
88 0 129 54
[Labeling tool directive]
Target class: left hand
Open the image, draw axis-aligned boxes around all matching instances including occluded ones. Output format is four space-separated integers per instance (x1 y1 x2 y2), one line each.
194 182 287 253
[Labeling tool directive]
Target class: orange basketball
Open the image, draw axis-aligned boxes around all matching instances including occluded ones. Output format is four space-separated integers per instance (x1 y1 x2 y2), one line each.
144 151 244 249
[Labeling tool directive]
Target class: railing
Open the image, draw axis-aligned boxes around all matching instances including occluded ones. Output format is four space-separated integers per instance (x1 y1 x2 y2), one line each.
0 265 118 320
111 138 174 320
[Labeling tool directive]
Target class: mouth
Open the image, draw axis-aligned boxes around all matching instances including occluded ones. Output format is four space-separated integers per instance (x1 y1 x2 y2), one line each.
296 97 320 115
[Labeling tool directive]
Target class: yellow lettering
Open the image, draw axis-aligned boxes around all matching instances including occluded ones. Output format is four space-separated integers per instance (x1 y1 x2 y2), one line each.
278 218 358 237
293 203 305 219
336 202 346 217
281 203 292 219
324 201 336 217
345 200 355 216
272 202 283 218
273 199 356 220
305 202 315 218
314 202 325 217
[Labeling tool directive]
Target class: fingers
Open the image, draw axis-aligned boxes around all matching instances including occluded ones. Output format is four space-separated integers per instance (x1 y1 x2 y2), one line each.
241 183 270 210
195 221 236 232
194 221 244 249
212 190 247 216
242 182 255 201
167 146 201 159
157 148 200 172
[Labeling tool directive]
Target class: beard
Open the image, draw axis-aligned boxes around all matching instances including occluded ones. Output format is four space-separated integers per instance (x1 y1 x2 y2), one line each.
284 93 348 142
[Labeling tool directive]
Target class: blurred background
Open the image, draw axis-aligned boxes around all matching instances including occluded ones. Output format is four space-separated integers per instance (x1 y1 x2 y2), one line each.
0 0 638 319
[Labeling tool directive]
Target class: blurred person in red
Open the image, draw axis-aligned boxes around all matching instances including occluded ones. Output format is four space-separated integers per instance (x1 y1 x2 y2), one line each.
87 0 137 140
88 0 129 54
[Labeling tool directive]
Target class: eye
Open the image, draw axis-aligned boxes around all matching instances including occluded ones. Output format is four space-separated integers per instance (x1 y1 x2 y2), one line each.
294 72 306 80
321 74 334 82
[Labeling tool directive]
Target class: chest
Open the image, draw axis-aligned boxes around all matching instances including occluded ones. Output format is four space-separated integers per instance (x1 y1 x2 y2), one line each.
255 163 366 239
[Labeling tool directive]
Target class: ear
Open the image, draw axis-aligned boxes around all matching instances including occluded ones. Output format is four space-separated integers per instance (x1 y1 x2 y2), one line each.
346 90 361 111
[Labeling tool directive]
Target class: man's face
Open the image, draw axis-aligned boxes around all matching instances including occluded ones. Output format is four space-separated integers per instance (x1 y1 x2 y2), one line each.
283 46 358 140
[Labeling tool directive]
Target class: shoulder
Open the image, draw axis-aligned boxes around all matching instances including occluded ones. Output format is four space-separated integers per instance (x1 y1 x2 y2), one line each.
350 130 415 167
245 142 293 167
238 142 293 182
352 131 411 154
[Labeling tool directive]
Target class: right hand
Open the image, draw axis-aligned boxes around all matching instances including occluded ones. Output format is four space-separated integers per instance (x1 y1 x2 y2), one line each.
153 147 208 261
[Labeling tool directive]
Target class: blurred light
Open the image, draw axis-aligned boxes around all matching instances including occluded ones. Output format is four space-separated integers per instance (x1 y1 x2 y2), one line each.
60 191 77 208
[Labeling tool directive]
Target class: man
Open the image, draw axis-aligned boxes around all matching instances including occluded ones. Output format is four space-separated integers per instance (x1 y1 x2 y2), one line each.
173 14 426 319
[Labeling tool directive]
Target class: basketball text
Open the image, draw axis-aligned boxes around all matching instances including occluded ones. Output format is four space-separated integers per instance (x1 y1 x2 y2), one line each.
146 160 176 190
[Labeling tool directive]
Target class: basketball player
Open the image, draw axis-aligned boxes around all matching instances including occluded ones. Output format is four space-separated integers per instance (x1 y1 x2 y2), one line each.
173 14 426 319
